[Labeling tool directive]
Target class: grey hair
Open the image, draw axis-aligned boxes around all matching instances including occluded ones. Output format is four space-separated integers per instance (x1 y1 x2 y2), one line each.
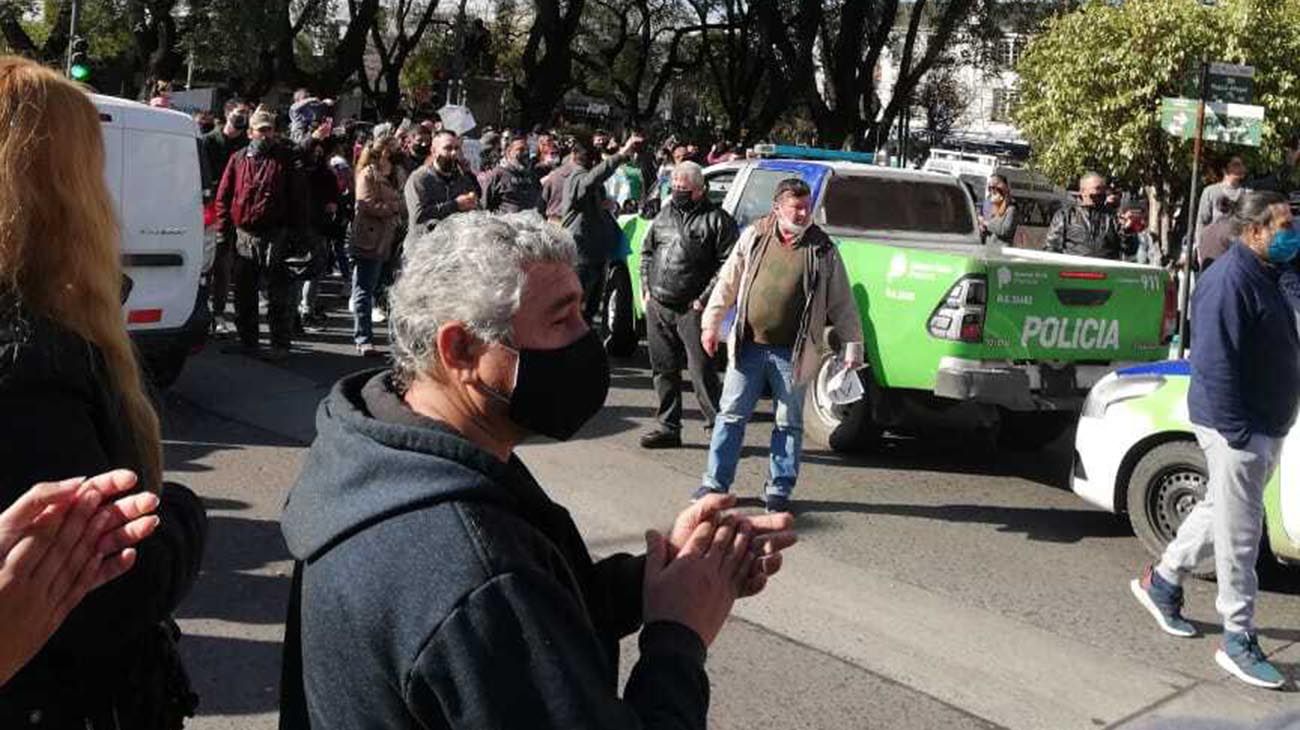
1229 189 1287 238
388 211 578 387
671 161 705 191
1080 171 1107 187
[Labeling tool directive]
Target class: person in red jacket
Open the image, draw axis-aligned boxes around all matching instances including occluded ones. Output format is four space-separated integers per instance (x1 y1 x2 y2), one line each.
214 109 309 361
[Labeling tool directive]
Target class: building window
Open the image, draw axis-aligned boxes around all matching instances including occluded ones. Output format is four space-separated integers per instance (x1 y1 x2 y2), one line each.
997 35 1023 68
991 88 1020 123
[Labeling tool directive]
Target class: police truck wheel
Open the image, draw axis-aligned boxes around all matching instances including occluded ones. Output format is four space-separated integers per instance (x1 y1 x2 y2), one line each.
804 352 880 453
603 263 637 357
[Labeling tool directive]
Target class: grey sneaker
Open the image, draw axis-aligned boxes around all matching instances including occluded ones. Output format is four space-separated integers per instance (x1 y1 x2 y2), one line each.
691 486 726 502
763 494 791 514
1130 565 1197 637
1216 632 1286 689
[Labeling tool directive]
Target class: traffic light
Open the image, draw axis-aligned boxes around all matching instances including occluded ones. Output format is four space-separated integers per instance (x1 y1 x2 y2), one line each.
69 37 90 82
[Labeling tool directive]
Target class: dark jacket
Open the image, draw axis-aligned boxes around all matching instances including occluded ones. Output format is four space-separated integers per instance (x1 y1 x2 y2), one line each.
641 198 739 308
279 371 709 729
199 127 249 202
1188 243 1300 448
1196 217 1235 270
0 303 207 729
214 141 308 233
562 153 629 262
403 164 481 245
481 163 542 214
1045 203 1122 259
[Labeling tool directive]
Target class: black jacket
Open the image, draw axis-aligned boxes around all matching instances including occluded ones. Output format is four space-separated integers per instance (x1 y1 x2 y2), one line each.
641 199 739 308
279 371 709 729
403 164 482 245
0 304 207 729
1045 203 1122 259
481 163 542 214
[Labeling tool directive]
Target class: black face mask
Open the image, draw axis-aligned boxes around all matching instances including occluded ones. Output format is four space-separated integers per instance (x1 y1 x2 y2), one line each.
484 330 610 441
672 190 696 209
229 113 249 131
412 143 431 160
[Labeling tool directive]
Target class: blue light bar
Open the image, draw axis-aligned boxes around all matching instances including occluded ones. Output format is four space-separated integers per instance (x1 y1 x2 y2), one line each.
753 143 875 164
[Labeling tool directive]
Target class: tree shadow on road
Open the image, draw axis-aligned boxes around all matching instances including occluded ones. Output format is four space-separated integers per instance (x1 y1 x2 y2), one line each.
786 500 1131 544
177 514 293 626
179 633 284 717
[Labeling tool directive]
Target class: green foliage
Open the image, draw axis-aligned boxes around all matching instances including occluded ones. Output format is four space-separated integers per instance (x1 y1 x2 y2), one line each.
1016 0 1300 199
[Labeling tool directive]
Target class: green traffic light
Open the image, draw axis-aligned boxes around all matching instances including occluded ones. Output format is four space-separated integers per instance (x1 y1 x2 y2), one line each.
70 63 90 81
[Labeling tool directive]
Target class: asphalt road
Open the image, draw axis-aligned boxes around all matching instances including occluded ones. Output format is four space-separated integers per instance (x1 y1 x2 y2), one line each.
165 278 1299 729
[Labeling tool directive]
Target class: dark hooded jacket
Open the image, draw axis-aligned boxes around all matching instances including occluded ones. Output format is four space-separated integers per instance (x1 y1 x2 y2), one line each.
278 371 709 729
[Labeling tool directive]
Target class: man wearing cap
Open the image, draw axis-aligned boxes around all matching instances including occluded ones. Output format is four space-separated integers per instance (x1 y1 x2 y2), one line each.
214 110 309 362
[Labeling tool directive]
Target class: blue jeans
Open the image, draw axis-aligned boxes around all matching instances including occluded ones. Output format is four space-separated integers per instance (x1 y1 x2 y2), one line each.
351 257 384 345
702 344 806 498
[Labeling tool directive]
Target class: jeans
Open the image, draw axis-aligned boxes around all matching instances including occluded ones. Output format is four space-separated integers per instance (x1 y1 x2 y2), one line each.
702 343 805 498
647 299 720 432
351 256 384 345
1156 425 1282 634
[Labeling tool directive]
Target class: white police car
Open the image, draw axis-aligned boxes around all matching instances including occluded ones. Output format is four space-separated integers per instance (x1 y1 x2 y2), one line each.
1072 360 1300 565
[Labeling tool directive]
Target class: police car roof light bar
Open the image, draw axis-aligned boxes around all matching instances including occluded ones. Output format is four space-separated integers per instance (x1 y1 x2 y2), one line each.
753 144 875 165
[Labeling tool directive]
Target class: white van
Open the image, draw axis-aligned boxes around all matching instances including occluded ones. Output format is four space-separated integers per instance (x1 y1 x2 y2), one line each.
94 94 209 387
922 148 1070 250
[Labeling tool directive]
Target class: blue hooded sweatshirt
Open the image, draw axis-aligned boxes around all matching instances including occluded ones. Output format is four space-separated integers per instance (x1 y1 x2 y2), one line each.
279 370 708 729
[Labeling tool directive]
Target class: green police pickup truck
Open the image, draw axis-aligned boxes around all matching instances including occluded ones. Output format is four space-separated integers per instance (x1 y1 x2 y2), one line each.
605 150 1178 451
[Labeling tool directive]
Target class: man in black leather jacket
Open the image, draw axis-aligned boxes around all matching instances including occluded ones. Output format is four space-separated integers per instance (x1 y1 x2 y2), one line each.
639 162 740 449
1045 172 1123 259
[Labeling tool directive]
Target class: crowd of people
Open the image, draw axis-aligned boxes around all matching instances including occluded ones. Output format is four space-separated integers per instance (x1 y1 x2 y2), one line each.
2 52 1299 729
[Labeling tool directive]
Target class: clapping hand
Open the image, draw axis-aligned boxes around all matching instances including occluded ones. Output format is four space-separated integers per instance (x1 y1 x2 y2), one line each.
665 492 796 598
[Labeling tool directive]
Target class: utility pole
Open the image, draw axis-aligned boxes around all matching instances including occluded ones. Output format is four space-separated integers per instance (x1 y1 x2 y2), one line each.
1176 60 1209 359
64 0 81 76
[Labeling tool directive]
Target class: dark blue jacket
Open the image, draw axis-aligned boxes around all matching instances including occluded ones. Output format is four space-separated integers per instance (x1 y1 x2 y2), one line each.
279 371 708 729
1188 242 1300 447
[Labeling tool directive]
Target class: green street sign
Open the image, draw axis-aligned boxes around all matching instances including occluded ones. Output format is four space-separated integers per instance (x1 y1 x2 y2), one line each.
1160 97 1264 147
1207 62 1254 104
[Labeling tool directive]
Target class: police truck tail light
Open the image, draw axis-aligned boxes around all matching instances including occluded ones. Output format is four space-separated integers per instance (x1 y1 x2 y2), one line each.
928 275 986 343
1161 277 1178 344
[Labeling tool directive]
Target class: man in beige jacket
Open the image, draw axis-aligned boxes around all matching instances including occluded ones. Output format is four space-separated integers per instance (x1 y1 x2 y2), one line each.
696 178 864 512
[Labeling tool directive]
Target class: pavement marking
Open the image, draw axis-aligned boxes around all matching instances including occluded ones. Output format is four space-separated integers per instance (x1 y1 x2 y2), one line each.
523 439 1201 730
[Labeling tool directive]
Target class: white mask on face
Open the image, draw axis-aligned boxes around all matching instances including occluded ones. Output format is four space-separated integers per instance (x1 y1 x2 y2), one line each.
777 214 808 237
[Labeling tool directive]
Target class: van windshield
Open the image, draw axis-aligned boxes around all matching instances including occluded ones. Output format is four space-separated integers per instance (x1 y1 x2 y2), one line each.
821 175 976 235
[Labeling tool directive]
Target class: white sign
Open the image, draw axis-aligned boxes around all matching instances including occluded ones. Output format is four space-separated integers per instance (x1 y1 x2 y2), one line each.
1020 316 1120 350
1208 62 1254 79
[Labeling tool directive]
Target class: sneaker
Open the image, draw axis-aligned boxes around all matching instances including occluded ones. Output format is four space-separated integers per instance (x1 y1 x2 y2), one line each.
1130 565 1197 638
1215 632 1286 689
691 486 726 502
764 494 792 514
356 344 383 358
640 429 683 449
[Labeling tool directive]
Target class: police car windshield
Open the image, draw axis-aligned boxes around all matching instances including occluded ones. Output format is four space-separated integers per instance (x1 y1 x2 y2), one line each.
822 175 975 236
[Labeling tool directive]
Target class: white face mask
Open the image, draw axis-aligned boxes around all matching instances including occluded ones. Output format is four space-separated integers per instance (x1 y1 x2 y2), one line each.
777 215 808 237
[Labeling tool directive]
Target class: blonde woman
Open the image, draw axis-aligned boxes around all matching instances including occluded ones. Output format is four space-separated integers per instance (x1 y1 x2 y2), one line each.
0 57 207 728
349 135 404 356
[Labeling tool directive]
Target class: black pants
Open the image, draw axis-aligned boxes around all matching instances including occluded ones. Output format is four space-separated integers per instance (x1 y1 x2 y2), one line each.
647 298 721 432
232 228 295 349
576 258 607 325
210 230 234 320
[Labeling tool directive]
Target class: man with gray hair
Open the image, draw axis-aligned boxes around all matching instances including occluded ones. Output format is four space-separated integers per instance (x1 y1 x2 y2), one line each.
279 211 797 728
1045 171 1123 258
639 162 739 449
